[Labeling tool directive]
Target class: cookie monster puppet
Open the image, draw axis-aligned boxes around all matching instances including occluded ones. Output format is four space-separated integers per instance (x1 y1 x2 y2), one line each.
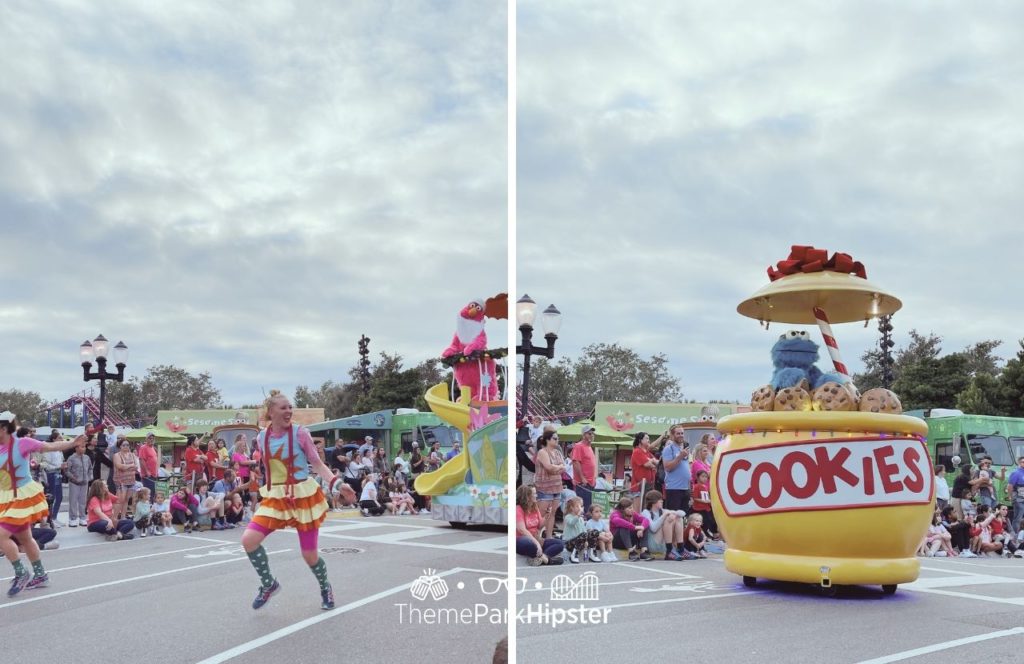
770 330 849 390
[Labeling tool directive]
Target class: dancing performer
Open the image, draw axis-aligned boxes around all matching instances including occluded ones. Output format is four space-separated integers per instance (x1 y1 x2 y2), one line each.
0 411 82 596
241 391 334 610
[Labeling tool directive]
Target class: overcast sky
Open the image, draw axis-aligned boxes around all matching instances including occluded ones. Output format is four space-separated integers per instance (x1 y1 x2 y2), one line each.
1 0 507 411
517 1 1024 405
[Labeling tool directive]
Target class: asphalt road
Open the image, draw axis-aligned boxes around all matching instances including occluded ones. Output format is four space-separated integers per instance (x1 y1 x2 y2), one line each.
516 551 1024 663
3 512 508 664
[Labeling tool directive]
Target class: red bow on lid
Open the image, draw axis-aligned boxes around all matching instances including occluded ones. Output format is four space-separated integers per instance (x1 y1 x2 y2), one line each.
767 245 866 282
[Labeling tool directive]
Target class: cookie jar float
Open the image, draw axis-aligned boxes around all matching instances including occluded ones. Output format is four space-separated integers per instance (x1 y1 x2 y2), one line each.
711 246 933 595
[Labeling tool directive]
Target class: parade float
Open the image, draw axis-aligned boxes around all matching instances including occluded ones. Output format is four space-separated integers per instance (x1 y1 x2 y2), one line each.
414 295 509 527
712 246 933 595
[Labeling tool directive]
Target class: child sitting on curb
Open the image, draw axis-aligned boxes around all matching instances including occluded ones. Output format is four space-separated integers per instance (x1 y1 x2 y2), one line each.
683 513 708 558
584 504 616 562
133 487 152 537
562 497 601 563
610 497 652 561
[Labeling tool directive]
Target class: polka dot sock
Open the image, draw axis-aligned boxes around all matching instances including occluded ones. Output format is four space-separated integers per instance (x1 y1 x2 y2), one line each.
246 545 275 588
309 557 329 592
31 560 45 577
11 559 26 578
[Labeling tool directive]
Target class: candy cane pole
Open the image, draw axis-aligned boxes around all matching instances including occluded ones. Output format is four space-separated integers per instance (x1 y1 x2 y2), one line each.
812 307 851 381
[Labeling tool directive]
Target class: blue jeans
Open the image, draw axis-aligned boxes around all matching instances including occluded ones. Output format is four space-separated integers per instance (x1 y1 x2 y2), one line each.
87 519 134 536
142 476 156 497
516 536 564 560
46 472 63 521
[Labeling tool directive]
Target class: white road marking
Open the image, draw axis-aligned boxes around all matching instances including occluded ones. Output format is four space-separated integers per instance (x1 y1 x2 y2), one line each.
904 575 1024 590
855 627 1024 663
597 590 749 611
905 587 1024 607
0 549 291 610
354 529 458 543
517 576 704 594
609 562 709 578
195 567 504 664
319 531 505 555
0 542 234 580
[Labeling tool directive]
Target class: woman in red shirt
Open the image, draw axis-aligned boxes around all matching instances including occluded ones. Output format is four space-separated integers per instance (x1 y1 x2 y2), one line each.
86 479 135 541
183 435 208 487
515 484 564 566
630 432 659 497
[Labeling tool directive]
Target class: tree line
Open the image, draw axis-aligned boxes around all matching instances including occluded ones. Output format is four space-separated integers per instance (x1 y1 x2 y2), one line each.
2 352 462 426
525 334 1024 418
853 331 1024 416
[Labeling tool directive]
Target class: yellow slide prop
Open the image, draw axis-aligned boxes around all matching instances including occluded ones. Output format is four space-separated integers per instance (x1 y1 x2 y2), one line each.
413 383 471 496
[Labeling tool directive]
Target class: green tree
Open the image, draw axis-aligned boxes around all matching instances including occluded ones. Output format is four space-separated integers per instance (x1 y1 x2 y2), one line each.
356 352 428 413
955 375 997 414
525 343 684 415
294 380 362 420
107 365 223 423
0 389 48 426
996 340 1024 417
893 353 970 411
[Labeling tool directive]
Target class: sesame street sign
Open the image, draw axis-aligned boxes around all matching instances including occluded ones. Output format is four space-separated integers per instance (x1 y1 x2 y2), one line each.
595 402 745 434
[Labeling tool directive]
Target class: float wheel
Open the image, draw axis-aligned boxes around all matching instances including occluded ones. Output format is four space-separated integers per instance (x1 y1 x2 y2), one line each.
742 576 756 588
882 584 897 595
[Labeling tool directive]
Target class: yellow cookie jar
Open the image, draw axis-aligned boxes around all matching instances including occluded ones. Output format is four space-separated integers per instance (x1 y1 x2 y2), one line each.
712 411 933 593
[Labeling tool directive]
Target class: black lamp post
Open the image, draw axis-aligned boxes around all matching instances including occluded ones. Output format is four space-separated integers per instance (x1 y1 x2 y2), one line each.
357 334 371 396
877 315 895 389
515 294 561 420
80 335 128 429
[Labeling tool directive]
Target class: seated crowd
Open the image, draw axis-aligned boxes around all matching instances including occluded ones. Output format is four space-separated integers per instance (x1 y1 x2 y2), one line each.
25 430 438 549
516 420 724 566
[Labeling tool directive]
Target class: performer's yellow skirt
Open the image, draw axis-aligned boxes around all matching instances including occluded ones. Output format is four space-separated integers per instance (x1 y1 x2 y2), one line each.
251 477 328 533
0 481 49 532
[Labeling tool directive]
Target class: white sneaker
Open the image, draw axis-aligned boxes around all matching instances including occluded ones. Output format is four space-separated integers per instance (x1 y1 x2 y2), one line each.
602 552 618 562
933 551 947 557
43 542 60 550
420 509 431 515
163 527 176 536
588 549 602 563
68 520 78 528
79 519 88 527
54 519 66 528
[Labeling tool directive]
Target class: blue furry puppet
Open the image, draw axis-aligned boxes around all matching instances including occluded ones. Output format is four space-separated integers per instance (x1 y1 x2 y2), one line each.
770 330 848 390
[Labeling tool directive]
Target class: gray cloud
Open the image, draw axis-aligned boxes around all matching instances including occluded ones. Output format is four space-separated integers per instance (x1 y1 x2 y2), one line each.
518 1 1024 403
1 0 507 409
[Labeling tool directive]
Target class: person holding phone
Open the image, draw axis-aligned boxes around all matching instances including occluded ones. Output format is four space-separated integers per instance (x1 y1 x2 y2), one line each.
661 424 692 512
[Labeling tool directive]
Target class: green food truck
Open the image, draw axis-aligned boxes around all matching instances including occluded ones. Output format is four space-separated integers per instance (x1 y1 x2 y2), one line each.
909 409 1024 501
307 408 462 459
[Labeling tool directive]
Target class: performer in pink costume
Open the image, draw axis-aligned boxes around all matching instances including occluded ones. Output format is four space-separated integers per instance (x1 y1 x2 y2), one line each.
442 299 499 401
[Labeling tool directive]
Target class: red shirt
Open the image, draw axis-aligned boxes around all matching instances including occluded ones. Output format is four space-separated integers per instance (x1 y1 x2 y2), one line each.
137 443 158 478
87 495 115 526
570 443 597 486
692 482 711 512
206 450 223 481
516 505 542 537
184 446 206 478
630 447 655 492
685 524 704 544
